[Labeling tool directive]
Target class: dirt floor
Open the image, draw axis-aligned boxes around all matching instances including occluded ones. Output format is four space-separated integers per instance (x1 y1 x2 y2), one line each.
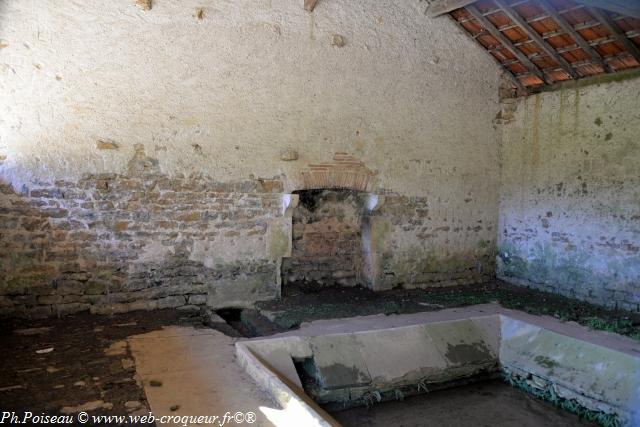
331 380 597 427
0 309 203 418
0 279 637 425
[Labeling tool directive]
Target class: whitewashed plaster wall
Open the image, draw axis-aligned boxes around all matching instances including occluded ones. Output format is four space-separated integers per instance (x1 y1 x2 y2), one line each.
498 76 640 310
0 0 501 195
0 0 504 296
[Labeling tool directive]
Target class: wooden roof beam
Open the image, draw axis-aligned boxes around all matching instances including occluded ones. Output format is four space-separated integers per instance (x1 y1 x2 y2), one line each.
587 6 640 63
457 4 586 24
429 0 535 17
516 51 635 76
428 0 478 17
304 0 319 12
537 0 613 73
489 34 625 55
446 15 527 94
466 4 550 84
493 0 579 79
575 0 640 19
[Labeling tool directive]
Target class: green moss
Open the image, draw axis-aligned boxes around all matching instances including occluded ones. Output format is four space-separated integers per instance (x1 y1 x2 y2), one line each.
497 241 619 297
534 355 558 369
503 370 620 427
584 317 635 336
497 242 529 278
371 218 391 252
258 281 640 341
8 253 34 269
478 239 489 249
267 228 289 260
534 69 640 94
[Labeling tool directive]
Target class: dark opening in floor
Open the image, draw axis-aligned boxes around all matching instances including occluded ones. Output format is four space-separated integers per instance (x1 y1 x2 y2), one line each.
214 308 254 337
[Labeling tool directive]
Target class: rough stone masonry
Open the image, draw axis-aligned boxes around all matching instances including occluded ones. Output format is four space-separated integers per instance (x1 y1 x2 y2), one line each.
0 0 511 317
497 77 640 312
0 146 284 317
0 147 494 318
282 189 366 288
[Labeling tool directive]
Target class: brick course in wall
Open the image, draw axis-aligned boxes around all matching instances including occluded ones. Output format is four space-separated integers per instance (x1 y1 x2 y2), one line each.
282 189 365 287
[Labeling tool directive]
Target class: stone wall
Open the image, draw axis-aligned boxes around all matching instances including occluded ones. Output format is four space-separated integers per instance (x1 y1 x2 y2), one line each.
0 145 498 317
498 77 640 311
0 146 284 317
0 0 502 196
282 189 365 287
369 193 495 290
0 0 503 316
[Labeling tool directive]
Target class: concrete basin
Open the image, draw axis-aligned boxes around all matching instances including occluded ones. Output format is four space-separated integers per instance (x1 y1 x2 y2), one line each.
236 304 640 426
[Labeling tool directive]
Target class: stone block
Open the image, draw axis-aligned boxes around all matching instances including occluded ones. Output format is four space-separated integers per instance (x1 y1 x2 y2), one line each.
207 272 278 309
57 280 85 295
38 295 63 305
177 305 200 312
280 149 299 161
26 305 53 319
128 300 159 312
188 294 207 305
62 294 82 303
12 294 38 305
157 295 186 309
84 280 107 295
56 303 90 316
80 294 103 304
30 188 63 198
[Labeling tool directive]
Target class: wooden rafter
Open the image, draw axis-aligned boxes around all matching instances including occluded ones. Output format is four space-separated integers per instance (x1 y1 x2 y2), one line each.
493 0 579 79
446 14 527 93
434 0 640 91
534 67 640 93
456 3 586 24
466 4 549 84
575 0 640 20
304 0 319 12
586 6 640 63
536 0 613 73
428 0 477 17
436 0 640 20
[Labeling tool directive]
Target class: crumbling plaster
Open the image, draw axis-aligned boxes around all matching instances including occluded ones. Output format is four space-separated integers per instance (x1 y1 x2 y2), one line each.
0 0 501 195
498 77 640 310
0 0 506 315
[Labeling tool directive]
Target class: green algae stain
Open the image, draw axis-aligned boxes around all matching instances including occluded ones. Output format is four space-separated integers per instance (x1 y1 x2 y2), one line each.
558 87 566 135
531 94 541 167
572 88 580 141
534 355 558 369
371 218 392 252
267 228 289 260
445 341 493 365
478 239 489 249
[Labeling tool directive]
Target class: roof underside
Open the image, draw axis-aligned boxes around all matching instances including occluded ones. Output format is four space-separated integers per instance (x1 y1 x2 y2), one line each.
440 0 640 92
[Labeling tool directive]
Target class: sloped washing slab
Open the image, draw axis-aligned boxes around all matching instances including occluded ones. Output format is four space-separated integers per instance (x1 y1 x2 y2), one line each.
236 304 640 427
500 317 640 421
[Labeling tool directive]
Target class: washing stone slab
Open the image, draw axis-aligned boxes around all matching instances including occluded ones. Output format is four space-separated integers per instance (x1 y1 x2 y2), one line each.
236 304 640 426
128 326 277 427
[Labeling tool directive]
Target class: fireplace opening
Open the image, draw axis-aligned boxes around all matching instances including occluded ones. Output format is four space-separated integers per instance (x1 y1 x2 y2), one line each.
282 189 369 289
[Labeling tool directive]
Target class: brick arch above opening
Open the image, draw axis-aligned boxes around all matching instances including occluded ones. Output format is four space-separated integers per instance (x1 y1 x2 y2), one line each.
299 152 377 192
